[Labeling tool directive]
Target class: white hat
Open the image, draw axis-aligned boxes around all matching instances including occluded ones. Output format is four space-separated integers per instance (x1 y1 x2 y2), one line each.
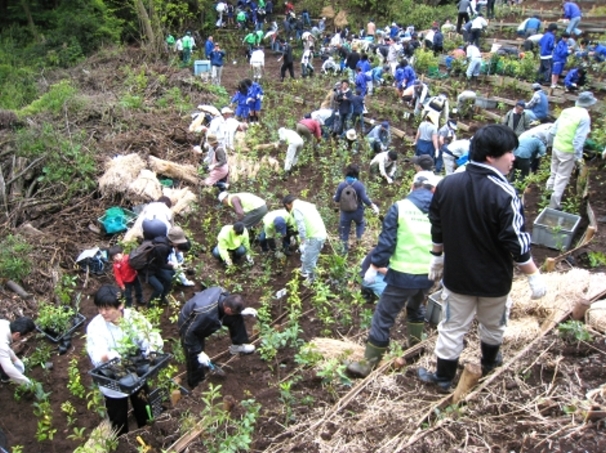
221 107 234 114
346 129 357 140
218 192 229 202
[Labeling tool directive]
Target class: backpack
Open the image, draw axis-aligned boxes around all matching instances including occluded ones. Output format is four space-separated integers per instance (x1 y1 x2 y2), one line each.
128 240 157 270
429 96 446 112
340 182 359 212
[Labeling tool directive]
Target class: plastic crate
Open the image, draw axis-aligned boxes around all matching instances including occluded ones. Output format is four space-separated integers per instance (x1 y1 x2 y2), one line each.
36 313 86 343
97 208 137 234
532 207 581 251
89 353 172 396
475 96 497 109
425 291 443 325
194 60 211 75
149 388 168 418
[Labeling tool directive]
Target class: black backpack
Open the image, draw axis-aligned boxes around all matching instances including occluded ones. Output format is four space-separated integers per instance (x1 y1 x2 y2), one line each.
340 182 358 212
128 240 157 270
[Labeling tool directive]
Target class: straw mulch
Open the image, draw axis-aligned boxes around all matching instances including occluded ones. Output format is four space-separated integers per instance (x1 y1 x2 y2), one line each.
586 300 606 333
308 337 365 363
228 154 281 182
148 156 199 185
334 10 348 28
98 154 146 197
321 6 335 19
127 169 163 202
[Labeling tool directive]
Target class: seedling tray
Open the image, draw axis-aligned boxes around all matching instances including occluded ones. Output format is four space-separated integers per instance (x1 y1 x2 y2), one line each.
36 313 86 343
89 353 172 396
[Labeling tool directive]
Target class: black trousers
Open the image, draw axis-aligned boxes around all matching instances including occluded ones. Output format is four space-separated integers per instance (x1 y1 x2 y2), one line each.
280 61 295 80
456 12 470 33
537 59 552 84
104 385 150 436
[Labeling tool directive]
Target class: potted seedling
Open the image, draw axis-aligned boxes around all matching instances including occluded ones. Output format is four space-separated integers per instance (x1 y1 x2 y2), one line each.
35 293 86 347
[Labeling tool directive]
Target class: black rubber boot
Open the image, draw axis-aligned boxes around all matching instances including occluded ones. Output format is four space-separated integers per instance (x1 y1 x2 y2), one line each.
480 342 503 377
418 357 459 393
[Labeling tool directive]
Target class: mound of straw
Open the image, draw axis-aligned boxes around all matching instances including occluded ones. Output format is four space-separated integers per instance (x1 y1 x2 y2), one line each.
98 154 146 196
308 337 365 362
164 187 197 215
148 156 199 185
586 300 606 333
228 155 281 182
503 316 541 346
334 10 349 28
321 6 335 19
128 169 162 202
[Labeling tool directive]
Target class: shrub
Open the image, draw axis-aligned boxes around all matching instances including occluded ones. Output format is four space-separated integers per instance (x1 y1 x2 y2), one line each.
0 235 33 282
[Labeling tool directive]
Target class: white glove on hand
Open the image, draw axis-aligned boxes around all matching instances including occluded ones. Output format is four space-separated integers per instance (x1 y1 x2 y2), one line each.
527 271 547 299
241 307 258 317
107 350 121 362
13 359 25 374
428 254 444 281
371 204 380 215
435 149 440 158
363 266 378 285
386 176 393 184
246 255 254 264
197 352 211 366
225 258 233 267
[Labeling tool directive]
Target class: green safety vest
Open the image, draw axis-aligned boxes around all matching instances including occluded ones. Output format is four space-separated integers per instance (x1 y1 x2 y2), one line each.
259 0 266 8
166 35 175 45
183 36 193 50
389 199 432 275
217 225 250 261
228 193 266 212
292 200 326 239
237 11 246 21
553 106 585 154
263 209 295 239
244 34 257 44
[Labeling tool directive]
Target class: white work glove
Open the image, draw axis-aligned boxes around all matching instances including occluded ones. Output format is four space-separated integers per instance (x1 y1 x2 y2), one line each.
572 83 578 88
193 145 203 154
225 258 233 267
241 307 258 317
363 266 378 285
386 176 393 184
13 359 25 374
107 350 121 362
527 271 547 299
247 97 254 103
428 254 444 281
197 352 211 366
208 164 216 171
246 255 254 264
371 204 380 215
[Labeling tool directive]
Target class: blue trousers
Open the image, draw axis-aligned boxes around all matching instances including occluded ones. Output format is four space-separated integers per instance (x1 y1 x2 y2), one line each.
415 139 434 157
339 209 365 250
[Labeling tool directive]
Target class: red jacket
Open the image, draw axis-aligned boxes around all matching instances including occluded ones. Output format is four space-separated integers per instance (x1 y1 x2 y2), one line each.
298 119 322 139
113 255 138 287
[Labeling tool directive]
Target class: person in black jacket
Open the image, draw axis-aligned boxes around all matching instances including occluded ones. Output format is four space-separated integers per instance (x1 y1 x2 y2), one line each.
333 79 353 136
418 125 547 393
278 39 295 81
178 287 257 388
141 234 174 306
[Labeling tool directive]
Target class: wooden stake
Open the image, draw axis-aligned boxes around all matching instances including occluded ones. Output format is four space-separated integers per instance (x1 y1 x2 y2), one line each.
452 363 482 404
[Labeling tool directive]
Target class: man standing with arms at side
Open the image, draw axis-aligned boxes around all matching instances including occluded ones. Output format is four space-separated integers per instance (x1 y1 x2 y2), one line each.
418 125 547 392
278 39 295 81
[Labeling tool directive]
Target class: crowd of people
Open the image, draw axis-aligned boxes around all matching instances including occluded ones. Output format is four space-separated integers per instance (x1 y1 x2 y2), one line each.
2 0 603 439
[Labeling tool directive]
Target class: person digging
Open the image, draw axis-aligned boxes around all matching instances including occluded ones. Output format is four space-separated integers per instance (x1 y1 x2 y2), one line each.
347 173 441 378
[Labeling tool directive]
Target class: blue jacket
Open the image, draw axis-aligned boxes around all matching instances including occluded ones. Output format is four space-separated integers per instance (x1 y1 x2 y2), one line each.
433 31 444 48
401 66 416 88
205 39 214 58
553 39 569 63
529 90 549 119
594 44 606 57
563 2 581 19
514 136 546 160
525 17 541 31
371 188 434 289
390 25 399 39
351 94 365 114
564 67 580 87
247 82 263 100
539 32 555 57
368 66 384 82
231 91 248 109
210 49 226 66
355 72 370 96
356 59 371 73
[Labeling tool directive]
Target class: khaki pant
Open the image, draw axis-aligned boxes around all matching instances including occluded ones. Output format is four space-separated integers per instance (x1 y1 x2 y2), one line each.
295 123 313 143
435 286 512 361
546 149 576 209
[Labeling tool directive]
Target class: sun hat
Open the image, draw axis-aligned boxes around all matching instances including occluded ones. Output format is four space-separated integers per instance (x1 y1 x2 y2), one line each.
576 91 597 108
168 226 188 245
346 129 357 140
206 133 219 145
221 106 233 114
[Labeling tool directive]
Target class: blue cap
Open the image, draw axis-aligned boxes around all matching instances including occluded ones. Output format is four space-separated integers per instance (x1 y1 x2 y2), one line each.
381 121 389 128
274 217 287 235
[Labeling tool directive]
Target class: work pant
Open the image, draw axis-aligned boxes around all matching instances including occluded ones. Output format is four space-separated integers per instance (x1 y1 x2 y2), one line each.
251 64 263 80
284 141 304 172
339 209 365 251
332 113 350 136
144 268 174 304
241 204 268 229
486 0 495 18
511 157 531 182
537 58 552 84
350 112 366 134
182 48 192 64
212 245 247 263
435 145 445 173
295 123 313 143
470 28 481 46
280 61 295 80
435 286 511 360
415 139 434 157
456 12 470 33
301 237 325 278
546 149 576 210
301 63 314 77
443 153 457 175
123 277 143 307
566 16 581 36
368 284 429 347
104 385 150 436
211 65 223 85
258 231 293 251
466 57 482 78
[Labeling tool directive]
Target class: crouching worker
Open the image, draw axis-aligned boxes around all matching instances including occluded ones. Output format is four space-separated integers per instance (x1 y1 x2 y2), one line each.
178 287 257 389
347 174 441 378
0 317 35 385
259 209 297 256
212 222 254 267
86 285 164 436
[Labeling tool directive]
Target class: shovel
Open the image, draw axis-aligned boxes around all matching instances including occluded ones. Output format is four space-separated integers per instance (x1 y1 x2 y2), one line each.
208 361 226 377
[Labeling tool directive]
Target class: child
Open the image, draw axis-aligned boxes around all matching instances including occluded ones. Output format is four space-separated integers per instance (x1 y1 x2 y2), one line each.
167 226 195 287
108 245 143 307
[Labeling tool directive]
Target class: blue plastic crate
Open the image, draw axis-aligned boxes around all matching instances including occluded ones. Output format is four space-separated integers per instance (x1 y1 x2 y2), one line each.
194 60 211 75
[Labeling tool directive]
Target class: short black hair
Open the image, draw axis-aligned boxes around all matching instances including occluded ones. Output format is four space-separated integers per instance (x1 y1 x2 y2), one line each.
157 196 172 208
282 194 296 206
223 294 245 314
345 164 360 178
10 317 35 336
94 285 122 309
108 245 123 258
233 222 245 235
469 125 518 163
387 150 398 161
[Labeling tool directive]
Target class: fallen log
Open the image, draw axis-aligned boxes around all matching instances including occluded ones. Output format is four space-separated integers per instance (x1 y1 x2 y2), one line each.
6 280 32 300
